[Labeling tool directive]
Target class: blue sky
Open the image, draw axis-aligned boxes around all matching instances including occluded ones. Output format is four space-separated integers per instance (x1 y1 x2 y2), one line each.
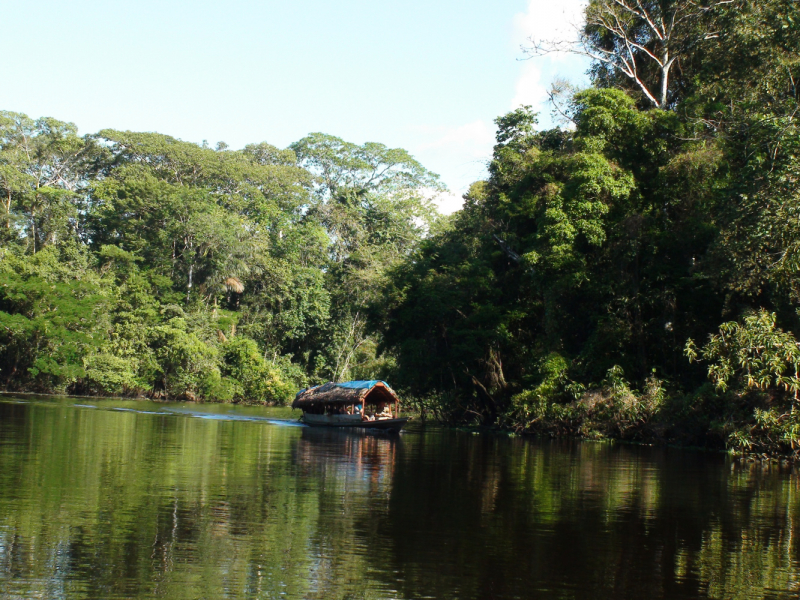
1 0 589 212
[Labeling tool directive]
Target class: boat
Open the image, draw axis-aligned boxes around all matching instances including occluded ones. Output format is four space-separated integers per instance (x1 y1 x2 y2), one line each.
291 380 410 433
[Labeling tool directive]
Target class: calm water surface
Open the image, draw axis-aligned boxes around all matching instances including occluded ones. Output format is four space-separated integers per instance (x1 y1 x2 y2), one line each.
1 395 799 599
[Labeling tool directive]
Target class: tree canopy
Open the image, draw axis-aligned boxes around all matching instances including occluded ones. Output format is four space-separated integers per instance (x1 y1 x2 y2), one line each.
0 116 442 403
1 0 798 455
378 0 800 455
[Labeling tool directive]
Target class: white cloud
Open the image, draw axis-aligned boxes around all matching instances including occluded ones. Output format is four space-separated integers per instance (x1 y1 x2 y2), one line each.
417 120 495 157
411 120 496 212
510 0 590 117
419 188 468 217
511 60 547 111
432 191 467 216
411 1 591 212
512 0 585 50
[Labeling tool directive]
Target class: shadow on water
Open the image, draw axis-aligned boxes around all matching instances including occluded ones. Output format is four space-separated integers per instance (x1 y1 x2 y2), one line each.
0 394 799 599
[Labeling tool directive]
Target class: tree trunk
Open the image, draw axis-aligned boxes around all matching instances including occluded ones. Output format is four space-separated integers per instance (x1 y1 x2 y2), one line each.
659 52 672 108
186 238 194 301
471 375 498 425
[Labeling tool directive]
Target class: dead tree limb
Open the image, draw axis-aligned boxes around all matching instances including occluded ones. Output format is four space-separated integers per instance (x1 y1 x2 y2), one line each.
525 0 736 109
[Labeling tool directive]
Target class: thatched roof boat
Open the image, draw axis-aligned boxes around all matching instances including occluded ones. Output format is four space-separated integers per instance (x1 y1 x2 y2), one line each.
292 380 399 408
292 380 408 432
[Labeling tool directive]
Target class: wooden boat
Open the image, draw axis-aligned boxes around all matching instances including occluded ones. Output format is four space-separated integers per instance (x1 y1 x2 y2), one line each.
291 380 409 433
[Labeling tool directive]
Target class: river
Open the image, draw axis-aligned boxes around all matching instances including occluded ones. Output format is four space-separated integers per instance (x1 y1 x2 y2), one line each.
0 395 798 599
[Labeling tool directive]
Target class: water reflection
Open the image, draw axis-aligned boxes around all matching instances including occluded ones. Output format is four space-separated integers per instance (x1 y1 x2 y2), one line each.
0 396 799 599
296 428 398 488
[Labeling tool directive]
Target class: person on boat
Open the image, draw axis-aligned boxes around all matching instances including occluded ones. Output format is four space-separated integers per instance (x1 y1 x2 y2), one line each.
373 402 392 419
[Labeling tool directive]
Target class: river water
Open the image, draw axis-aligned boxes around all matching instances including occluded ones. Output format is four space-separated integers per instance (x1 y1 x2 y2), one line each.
0 395 798 599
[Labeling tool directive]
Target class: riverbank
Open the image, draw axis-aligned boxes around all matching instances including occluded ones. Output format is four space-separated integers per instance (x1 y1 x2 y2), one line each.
405 384 800 461
6 387 798 461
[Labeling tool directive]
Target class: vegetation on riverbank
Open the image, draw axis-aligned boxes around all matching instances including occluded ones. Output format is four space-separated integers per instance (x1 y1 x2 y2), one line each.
1 0 799 454
0 124 441 403
378 0 800 456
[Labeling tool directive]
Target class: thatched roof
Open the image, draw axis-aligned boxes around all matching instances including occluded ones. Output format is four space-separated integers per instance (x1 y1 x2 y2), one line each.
291 380 399 409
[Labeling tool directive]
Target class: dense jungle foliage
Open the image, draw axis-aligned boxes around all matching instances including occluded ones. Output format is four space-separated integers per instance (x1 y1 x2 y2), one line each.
1 0 798 454
377 0 800 455
0 123 442 404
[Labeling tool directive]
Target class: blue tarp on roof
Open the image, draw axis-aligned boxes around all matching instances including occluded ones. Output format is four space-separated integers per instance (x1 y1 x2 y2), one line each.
294 380 391 397
336 380 388 390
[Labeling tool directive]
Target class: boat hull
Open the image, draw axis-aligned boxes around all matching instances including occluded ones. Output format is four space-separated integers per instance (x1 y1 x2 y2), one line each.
301 414 410 432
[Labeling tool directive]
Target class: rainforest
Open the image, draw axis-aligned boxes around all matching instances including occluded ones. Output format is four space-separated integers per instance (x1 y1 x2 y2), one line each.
1 0 799 456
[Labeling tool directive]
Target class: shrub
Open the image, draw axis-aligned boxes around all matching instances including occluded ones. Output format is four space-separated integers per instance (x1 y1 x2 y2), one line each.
83 353 139 396
686 310 800 400
222 337 294 404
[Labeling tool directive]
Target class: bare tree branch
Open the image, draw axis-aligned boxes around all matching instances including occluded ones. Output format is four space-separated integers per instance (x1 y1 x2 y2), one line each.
524 0 736 109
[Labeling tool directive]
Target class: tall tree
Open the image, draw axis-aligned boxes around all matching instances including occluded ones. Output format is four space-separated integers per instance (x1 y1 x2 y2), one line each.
0 112 96 251
290 133 444 381
527 0 735 108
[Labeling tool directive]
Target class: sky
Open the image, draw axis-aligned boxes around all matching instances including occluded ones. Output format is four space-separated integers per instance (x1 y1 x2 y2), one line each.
0 0 589 213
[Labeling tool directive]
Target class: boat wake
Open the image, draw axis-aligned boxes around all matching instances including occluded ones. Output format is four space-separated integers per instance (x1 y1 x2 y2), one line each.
0 396 305 427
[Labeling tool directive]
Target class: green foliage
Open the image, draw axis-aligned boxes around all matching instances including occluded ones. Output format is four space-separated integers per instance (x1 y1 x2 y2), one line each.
150 317 221 399
290 132 442 200
508 353 575 427
2 0 798 455
221 337 294 405
723 406 800 456
380 87 698 423
686 310 800 398
83 353 139 396
507 361 665 440
0 112 437 404
0 247 106 392
0 111 97 252
377 0 800 456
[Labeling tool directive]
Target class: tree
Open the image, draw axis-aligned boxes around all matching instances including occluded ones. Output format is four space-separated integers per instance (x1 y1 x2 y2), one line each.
0 112 96 252
379 88 723 424
290 133 442 200
289 133 444 382
526 0 735 108
0 246 107 392
687 0 800 307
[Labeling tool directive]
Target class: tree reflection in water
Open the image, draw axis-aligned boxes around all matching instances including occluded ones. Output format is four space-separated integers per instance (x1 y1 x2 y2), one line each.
0 397 798 599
